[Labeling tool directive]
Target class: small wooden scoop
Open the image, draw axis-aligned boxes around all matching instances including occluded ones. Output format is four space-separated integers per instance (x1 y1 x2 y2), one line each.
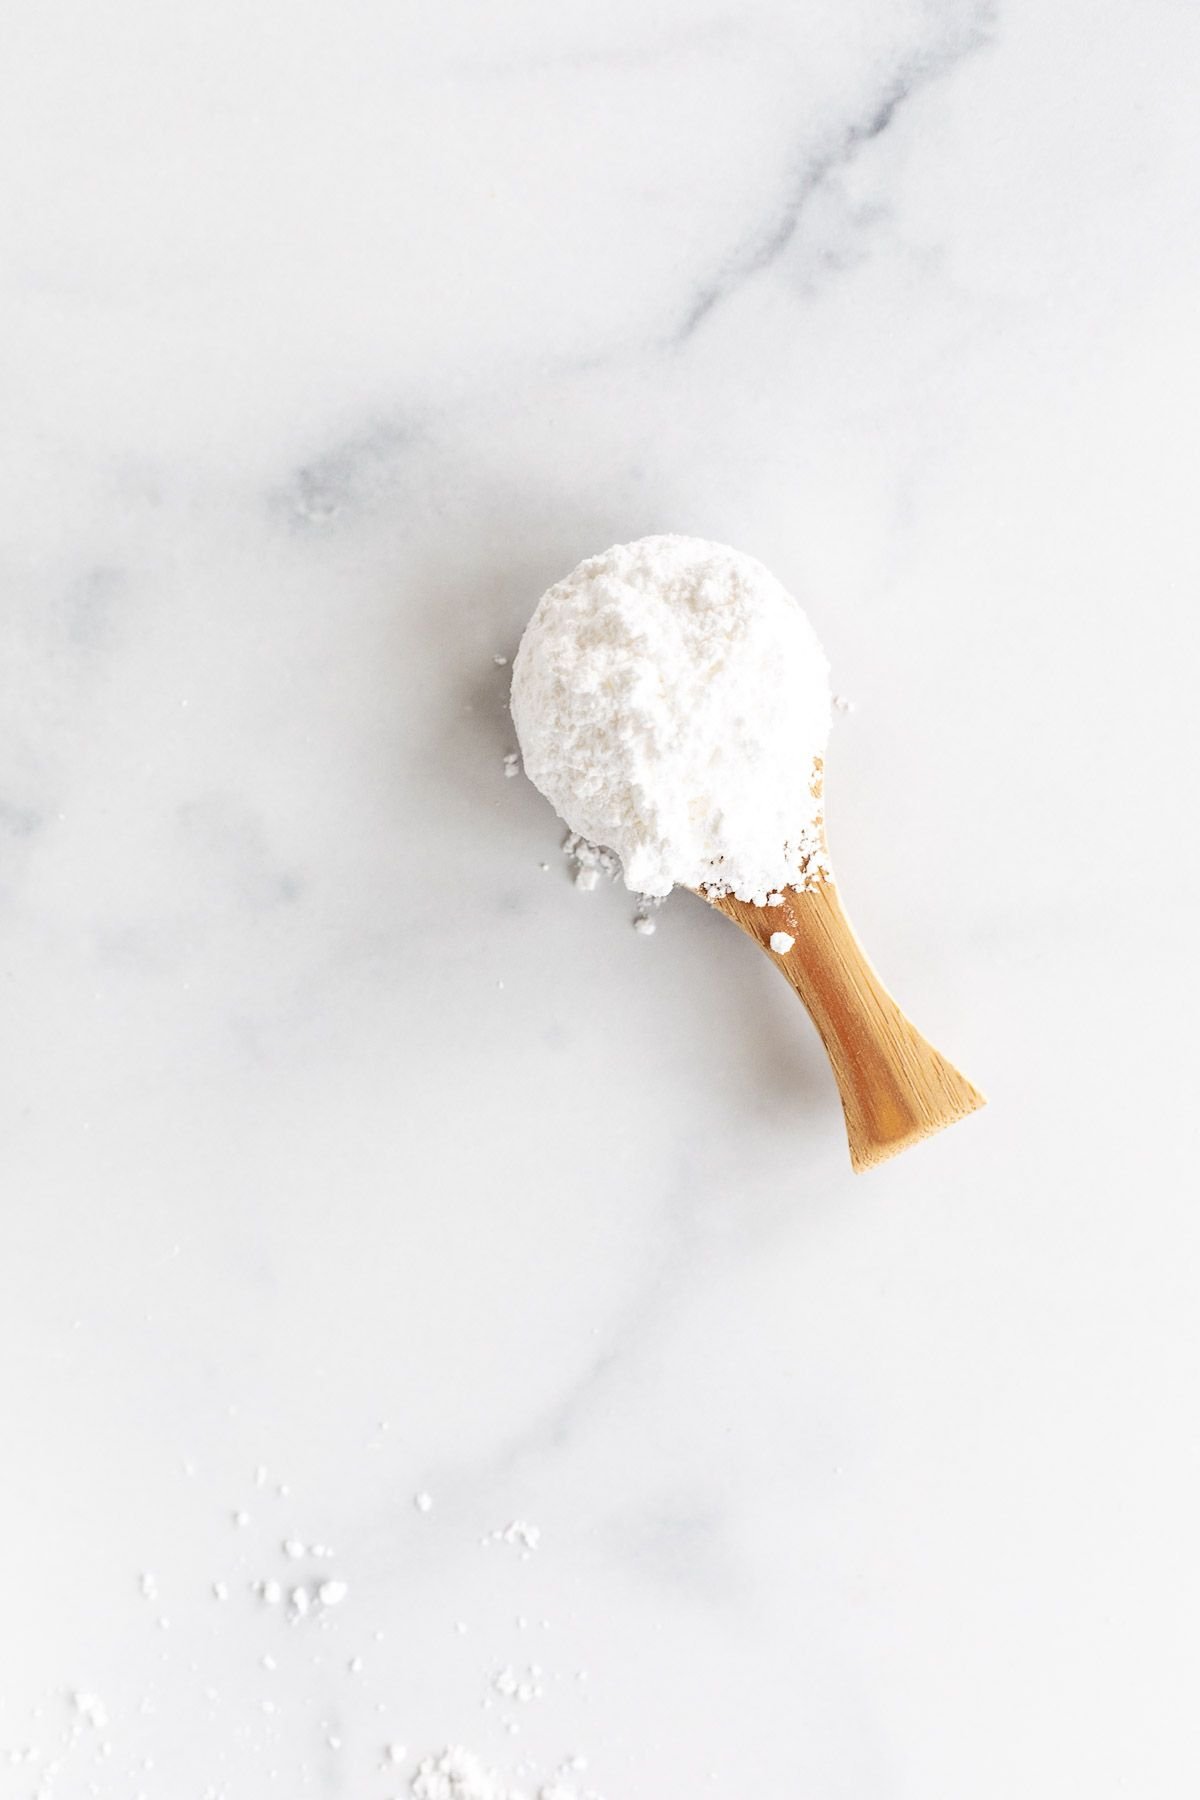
708 803 983 1171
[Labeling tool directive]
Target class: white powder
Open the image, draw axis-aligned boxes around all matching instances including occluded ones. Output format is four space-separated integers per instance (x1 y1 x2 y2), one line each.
318 1579 348 1607
411 1749 591 1800
562 834 621 885
71 1693 108 1731
414 1491 434 1513
483 1520 541 1554
511 536 830 905
491 1665 543 1703
769 932 795 954
411 1745 520 1800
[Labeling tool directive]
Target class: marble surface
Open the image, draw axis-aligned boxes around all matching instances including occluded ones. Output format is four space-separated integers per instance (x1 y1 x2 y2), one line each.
3 1 1199 1794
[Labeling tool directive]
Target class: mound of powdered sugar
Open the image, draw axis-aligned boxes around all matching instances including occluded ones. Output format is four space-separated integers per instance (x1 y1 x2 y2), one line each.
510 536 830 904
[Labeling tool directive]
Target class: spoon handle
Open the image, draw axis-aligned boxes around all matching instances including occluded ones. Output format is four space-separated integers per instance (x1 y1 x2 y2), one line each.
713 882 984 1171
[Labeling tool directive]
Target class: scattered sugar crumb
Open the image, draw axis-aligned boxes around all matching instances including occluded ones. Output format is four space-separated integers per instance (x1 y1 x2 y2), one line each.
765 892 784 907
232 1511 250 1528
282 1539 307 1559
769 932 795 954
503 752 520 779
632 914 655 936
259 1580 283 1605
414 1492 434 1514
289 1586 310 1617
384 1743 407 1765
574 867 598 892
317 1580 348 1607
494 654 508 666
71 1693 108 1731
490 1664 544 1707
212 1582 229 1602
347 1656 363 1674
483 1520 540 1553
832 693 856 713
563 834 620 888
411 1745 517 1800
139 1571 157 1601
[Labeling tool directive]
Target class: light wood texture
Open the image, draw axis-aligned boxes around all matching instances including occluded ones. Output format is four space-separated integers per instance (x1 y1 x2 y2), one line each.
712 879 985 1172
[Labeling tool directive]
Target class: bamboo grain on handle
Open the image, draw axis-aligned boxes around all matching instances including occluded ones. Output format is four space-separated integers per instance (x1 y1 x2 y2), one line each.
713 882 985 1172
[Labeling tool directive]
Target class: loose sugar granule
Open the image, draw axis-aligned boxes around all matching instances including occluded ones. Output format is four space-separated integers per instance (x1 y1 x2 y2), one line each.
769 932 795 954
71 1693 108 1731
483 1520 541 1554
410 1745 521 1800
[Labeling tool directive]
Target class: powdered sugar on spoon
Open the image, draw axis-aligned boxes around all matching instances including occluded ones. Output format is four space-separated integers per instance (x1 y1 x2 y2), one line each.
511 535 983 1170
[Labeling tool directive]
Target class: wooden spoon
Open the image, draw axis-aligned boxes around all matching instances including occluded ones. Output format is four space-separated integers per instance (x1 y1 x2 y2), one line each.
706 781 984 1172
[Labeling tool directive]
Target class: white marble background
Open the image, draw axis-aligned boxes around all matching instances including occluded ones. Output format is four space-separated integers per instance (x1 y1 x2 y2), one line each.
2 0 1198 1795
